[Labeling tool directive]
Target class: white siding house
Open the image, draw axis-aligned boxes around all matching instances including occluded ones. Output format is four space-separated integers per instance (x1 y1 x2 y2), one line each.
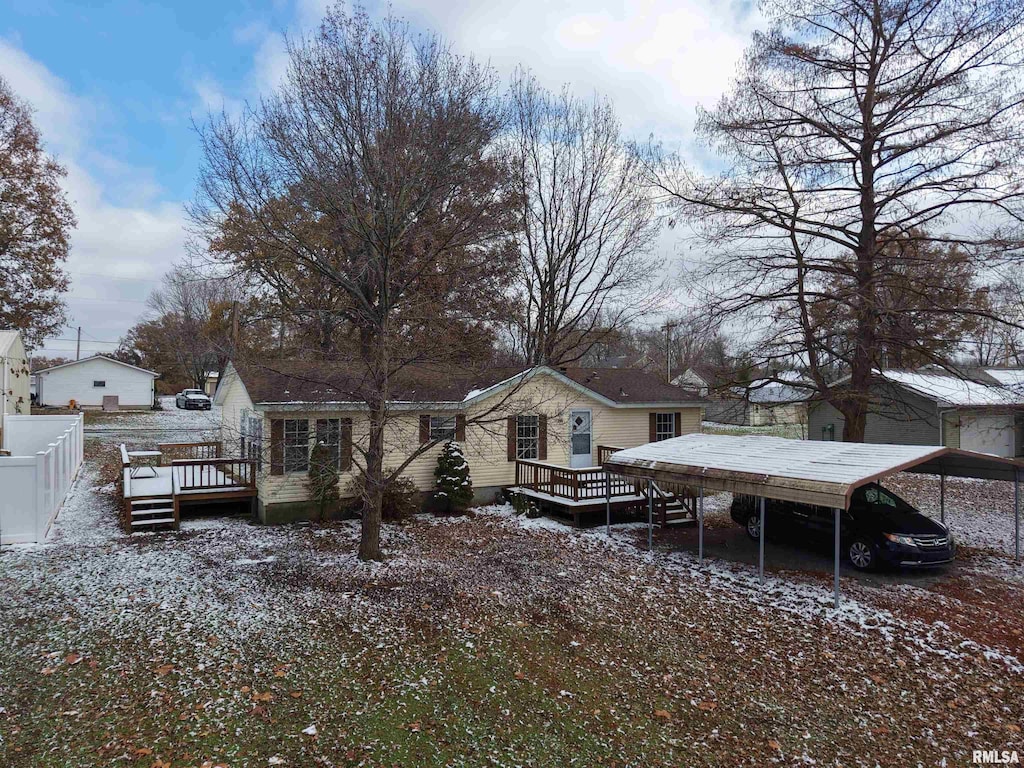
35 355 158 409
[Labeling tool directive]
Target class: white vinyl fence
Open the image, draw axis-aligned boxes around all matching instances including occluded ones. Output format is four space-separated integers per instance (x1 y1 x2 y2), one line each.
0 414 84 544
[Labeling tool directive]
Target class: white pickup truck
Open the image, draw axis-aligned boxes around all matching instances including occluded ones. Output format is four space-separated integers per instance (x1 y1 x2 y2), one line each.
175 388 212 410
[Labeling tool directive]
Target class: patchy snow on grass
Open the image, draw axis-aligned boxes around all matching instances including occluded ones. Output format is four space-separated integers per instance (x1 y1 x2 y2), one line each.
886 473 1021 557
3 453 1024 765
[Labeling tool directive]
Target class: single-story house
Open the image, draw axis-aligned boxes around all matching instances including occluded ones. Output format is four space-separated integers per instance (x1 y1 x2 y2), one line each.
1 330 32 447
681 369 808 427
35 355 159 410
215 361 708 523
808 368 1024 457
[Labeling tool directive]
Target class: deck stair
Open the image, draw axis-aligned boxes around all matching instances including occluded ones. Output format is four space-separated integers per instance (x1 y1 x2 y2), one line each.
120 442 257 532
129 496 177 530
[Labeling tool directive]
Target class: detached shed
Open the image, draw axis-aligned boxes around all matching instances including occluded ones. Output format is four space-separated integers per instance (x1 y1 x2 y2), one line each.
35 355 158 410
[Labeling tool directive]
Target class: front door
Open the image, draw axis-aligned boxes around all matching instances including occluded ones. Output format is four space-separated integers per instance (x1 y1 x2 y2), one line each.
569 409 593 468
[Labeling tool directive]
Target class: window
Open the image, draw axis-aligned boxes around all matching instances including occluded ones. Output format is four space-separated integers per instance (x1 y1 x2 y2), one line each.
655 412 675 441
315 418 342 470
822 423 835 441
93 380 106 388
429 415 457 442
283 418 310 473
516 415 539 460
241 412 263 470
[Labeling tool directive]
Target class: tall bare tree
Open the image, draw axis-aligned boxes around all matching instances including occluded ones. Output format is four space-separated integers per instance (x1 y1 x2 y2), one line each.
647 0 1024 440
0 76 75 348
506 70 661 366
191 6 517 560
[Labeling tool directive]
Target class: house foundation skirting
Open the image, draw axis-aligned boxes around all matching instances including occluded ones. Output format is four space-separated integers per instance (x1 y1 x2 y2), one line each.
256 485 507 524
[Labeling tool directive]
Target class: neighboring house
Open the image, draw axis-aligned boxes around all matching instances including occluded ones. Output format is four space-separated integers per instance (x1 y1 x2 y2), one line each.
204 371 220 398
35 355 158 410
687 369 808 427
671 367 711 397
808 368 1024 457
215 361 707 523
745 376 809 427
1 330 32 447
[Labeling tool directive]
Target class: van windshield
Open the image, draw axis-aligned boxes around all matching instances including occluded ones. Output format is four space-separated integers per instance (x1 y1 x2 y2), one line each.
861 486 897 508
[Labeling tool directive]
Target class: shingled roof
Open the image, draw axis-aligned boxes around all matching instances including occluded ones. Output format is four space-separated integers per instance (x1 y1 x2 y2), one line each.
228 360 706 407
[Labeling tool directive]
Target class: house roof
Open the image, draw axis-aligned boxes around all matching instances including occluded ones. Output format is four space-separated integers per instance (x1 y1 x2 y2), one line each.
34 354 159 378
604 433 1024 510
227 360 707 409
0 330 22 357
877 369 1024 408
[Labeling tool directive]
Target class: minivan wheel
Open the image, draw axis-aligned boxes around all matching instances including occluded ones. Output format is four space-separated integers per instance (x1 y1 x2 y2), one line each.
848 539 875 571
745 513 761 540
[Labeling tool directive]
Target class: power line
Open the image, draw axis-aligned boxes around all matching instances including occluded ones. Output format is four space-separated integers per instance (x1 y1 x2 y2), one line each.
65 295 149 305
69 270 162 284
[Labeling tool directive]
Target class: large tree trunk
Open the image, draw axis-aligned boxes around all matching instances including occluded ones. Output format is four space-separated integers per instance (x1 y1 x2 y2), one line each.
358 326 387 562
359 396 385 561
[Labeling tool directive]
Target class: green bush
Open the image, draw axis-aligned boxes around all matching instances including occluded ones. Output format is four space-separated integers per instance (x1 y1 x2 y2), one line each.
433 441 473 514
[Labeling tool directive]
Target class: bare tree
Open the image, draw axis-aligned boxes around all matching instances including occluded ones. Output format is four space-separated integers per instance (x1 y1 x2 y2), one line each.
0 76 75 348
191 6 517 560
506 70 662 366
140 266 244 389
646 0 1024 440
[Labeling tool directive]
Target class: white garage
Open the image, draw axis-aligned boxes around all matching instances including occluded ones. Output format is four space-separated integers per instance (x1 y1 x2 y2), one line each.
35 355 158 410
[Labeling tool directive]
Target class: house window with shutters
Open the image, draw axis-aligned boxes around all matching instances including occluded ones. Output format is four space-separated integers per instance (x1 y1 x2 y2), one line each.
283 418 310 473
654 412 676 441
516 415 540 460
429 415 457 441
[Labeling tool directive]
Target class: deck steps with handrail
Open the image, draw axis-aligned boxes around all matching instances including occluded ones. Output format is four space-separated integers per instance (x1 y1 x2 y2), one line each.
120 441 257 531
510 447 699 527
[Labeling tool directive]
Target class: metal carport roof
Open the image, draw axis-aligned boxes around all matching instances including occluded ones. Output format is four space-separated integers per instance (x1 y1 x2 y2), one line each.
601 434 1024 608
603 434 1024 511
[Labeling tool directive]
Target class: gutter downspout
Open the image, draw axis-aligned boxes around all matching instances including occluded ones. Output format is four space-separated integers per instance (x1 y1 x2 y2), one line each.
938 406 956 447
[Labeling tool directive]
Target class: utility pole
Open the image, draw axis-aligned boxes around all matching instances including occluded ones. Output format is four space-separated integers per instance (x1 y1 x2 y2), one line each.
662 321 678 382
75 326 81 361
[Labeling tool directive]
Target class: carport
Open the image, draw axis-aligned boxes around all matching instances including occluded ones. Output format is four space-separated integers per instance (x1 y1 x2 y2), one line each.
602 434 1024 608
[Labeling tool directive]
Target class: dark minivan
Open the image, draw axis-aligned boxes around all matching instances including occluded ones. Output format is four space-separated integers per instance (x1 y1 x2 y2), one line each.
730 483 955 571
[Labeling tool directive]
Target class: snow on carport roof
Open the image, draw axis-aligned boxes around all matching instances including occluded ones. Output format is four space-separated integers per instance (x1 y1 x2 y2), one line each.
603 434 1024 510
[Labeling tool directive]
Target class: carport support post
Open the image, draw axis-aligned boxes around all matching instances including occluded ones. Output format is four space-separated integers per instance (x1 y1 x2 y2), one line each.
1015 470 1020 563
833 508 841 610
939 472 945 525
648 479 654 552
605 471 611 537
758 496 765 585
698 484 704 564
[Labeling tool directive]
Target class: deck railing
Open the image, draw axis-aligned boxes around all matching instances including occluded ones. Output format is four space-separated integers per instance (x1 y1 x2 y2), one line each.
158 441 223 465
596 445 626 466
172 457 256 493
514 459 637 502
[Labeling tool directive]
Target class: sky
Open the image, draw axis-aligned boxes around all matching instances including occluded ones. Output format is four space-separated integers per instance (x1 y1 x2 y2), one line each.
0 0 764 358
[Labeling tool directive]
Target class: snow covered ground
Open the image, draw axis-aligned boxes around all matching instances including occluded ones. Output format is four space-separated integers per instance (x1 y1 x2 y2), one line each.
83 395 220 441
1 438 1023 764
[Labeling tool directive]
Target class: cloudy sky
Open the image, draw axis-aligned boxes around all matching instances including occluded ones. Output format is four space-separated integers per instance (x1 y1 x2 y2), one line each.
0 0 763 358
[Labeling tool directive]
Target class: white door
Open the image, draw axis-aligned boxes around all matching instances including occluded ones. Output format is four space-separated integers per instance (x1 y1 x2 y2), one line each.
569 409 593 468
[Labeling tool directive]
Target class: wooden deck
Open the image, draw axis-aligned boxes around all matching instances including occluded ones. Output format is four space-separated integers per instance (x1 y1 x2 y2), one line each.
508 446 698 527
121 442 256 531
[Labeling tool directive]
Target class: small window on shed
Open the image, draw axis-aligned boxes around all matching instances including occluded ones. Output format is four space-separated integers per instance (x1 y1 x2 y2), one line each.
822 423 835 441
93 380 106 388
